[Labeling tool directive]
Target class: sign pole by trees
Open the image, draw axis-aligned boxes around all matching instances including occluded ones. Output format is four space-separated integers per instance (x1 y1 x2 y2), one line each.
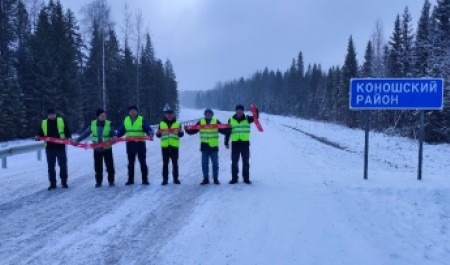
350 78 444 180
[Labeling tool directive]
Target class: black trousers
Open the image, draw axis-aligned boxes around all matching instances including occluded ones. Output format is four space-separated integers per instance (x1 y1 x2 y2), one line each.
94 149 115 184
127 142 148 183
46 148 68 185
231 142 250 181
162 147 179 181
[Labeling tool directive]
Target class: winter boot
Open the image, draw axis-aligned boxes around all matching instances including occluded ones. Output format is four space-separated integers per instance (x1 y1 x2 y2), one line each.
200 178 210 185
229 178 238 184
213 177 220 185
61 181 68 188
48 183 57 191
95 183 102 188
161 180 168 185
173 178 181 184
125 178 134 185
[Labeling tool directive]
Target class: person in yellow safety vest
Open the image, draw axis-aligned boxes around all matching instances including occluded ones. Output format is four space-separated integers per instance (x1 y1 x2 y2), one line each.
185 108 229 185
225 104 258 185
73 109 116 188
35 108 72 190
114 105 154 186
155 105 184 185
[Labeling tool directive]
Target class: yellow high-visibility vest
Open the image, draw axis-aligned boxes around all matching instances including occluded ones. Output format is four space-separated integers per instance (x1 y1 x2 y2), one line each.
230 117 250 142
200 118 219 147
160 121 180 148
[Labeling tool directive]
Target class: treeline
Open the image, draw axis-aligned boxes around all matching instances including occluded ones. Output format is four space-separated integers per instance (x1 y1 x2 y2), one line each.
0 0 179 141
195 0 450 142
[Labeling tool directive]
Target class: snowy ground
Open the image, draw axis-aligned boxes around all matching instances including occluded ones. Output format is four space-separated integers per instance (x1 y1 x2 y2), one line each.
0 108 449 265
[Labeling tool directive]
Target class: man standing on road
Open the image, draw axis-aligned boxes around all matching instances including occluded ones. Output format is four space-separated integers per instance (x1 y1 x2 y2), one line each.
156 105 184 185
115 106 153 186
73 109 116 188
185 109 229 185
36 109 72 190
225 104 257 185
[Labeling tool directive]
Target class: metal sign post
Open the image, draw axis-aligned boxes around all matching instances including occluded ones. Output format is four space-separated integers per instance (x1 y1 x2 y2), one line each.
364 111 369 180
418 111 425 180
350 78 444 180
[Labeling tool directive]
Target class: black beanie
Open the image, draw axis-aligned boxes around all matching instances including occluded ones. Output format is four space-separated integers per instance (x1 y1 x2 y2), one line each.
128 105 138 112
96 108 105 117
235 104 245 111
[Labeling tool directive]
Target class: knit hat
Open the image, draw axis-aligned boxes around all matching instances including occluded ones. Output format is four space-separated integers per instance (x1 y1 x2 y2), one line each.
47 108 56 115
128 105 138 112
235 104 245 111
204 108 214 116
96 108 105 117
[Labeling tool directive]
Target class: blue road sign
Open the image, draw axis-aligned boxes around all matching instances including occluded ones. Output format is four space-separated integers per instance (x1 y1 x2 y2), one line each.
350 78 444 110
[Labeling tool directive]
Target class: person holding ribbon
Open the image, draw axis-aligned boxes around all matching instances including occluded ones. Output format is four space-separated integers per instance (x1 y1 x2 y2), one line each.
155 104 184 185
185 108 229 185
73 108 116 188
35 108 72 190
114 105 154 186
225 104 257 185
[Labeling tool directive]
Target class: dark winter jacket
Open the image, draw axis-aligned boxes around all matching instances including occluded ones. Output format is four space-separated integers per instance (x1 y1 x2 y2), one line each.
38 117 72 150
225 114 254 146
185 118 229 152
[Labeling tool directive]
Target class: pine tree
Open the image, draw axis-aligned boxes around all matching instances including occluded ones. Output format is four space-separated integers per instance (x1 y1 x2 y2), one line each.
149 59 165 123
398 6 415 131
297 51 304 79
388 15 403 77
14 0 31 136
401 7 414 77
415 0 432 77
104 29 123 125
427 0 450 141
341 35 358 127
139 33 155 122
122 43 136 107
83 22 103 125
164 59 179 114
28 5 55 123
0 0 24 140
362 40 374 77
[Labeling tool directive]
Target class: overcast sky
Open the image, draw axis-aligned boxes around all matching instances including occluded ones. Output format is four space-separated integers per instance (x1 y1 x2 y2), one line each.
60 0 426 91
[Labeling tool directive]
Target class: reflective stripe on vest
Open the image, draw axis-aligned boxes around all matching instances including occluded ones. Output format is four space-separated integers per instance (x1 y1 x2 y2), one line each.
42 117 65 139
230 117 250 142
91 120 112 149
124 116 145 137
160 121 180 148
200 118 219 147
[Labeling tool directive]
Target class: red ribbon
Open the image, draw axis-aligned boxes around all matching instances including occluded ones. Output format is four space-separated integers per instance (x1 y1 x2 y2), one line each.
184 124 231 130
37 136 154 149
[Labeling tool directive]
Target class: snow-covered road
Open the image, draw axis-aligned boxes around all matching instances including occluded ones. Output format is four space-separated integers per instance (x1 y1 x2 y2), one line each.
1 108 449 265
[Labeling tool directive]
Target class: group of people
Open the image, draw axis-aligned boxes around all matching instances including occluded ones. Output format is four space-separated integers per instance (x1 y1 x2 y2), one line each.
36 104 257 190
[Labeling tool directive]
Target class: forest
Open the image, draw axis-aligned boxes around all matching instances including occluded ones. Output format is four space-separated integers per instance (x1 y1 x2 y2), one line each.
195 0 450 142
0 0 179 141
